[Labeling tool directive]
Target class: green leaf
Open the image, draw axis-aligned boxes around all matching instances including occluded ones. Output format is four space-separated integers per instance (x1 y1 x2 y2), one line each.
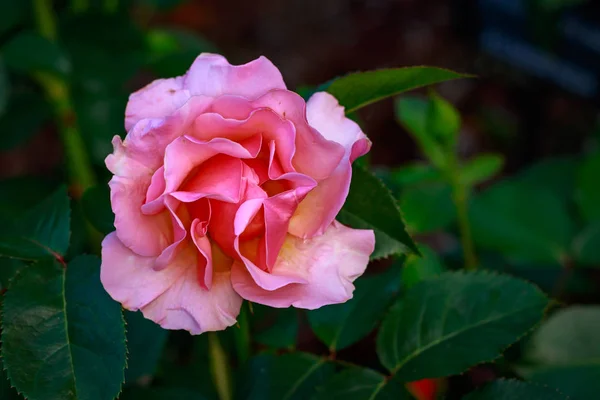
426 91 461 145
314 367 411 400
469 180 573 264
251 304 298 349
337 165 418 259
518 306 600 400
390 163 443 186
2 32 70 77
401 245 445 290
0 176 59 216
326 67 469 114
376 271 548 382
573 222 600 266
463 379 567 400
0 257 26 291
395 97 447 168
0 2 29 36
154 334 218 399
308 265 401 351
60 13 145 90
516 156 578 202
0 90 52 151
2 256 127 400
575 153 600 222
0 354 21 400
0 186 71 260
73 91 127 163
82 184 115 235
236 353 334 400
124 311 169 384
400 181 456 234
460 154 504 186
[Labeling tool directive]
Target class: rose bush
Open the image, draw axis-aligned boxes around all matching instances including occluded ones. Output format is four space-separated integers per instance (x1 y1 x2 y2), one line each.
100 53 375 334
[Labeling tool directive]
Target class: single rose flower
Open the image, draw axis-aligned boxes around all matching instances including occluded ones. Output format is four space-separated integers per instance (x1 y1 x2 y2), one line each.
100 53 375 334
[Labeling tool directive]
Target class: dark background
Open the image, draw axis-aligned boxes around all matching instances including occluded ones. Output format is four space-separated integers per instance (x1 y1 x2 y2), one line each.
2 0 599 182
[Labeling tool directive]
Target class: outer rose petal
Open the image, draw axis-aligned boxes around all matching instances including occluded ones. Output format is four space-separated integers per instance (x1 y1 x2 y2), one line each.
289 92 372 238
110 175 173 257
184 53 286 99
125 77 191 131
101 233 242 334
231 221 375 309
305 92 370 162
109 96 213 178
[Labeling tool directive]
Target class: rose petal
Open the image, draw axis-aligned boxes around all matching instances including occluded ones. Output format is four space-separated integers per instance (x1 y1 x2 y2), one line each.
191 109 296 174
231 221 374 309
184 53 286 99
110 175 173 257
209 180 267 258
306 92 371 163
171 155 244 204
163 134 262 195
154 196 188 270
288 92 372 239
288 161 351 239
231 196 309 291
108 96 213 178
191 219 213 290
251 89 345 180
101 233 242 334
125 76 191 131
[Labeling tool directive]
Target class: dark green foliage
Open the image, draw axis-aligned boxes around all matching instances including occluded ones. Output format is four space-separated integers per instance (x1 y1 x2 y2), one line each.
338 165 419 258
1 256 126 400
307 265 401 351
236 353 335 400
0 186 71 260
314 367 411 400
377 271 548 381
463 380 568 400
518 306 600 400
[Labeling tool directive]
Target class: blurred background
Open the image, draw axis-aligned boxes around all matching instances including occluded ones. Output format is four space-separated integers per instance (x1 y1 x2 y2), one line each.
2 0 600 398
2 0 599 179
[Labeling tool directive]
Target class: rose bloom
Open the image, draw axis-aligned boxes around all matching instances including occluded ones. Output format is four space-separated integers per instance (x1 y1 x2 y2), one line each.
101 53 375 334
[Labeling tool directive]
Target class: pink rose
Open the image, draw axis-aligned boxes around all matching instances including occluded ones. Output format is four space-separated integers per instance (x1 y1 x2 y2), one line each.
100 53 375 334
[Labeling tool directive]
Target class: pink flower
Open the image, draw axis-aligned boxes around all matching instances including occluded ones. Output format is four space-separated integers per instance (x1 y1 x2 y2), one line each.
100 53 375 334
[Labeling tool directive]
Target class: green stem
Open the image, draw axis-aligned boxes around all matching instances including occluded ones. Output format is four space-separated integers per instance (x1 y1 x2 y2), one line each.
33 0 96 196
447 156 477 270
234 303 251 365
33 0 101 252
208 333 233 400
453 181 477 270
33 0 57 40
